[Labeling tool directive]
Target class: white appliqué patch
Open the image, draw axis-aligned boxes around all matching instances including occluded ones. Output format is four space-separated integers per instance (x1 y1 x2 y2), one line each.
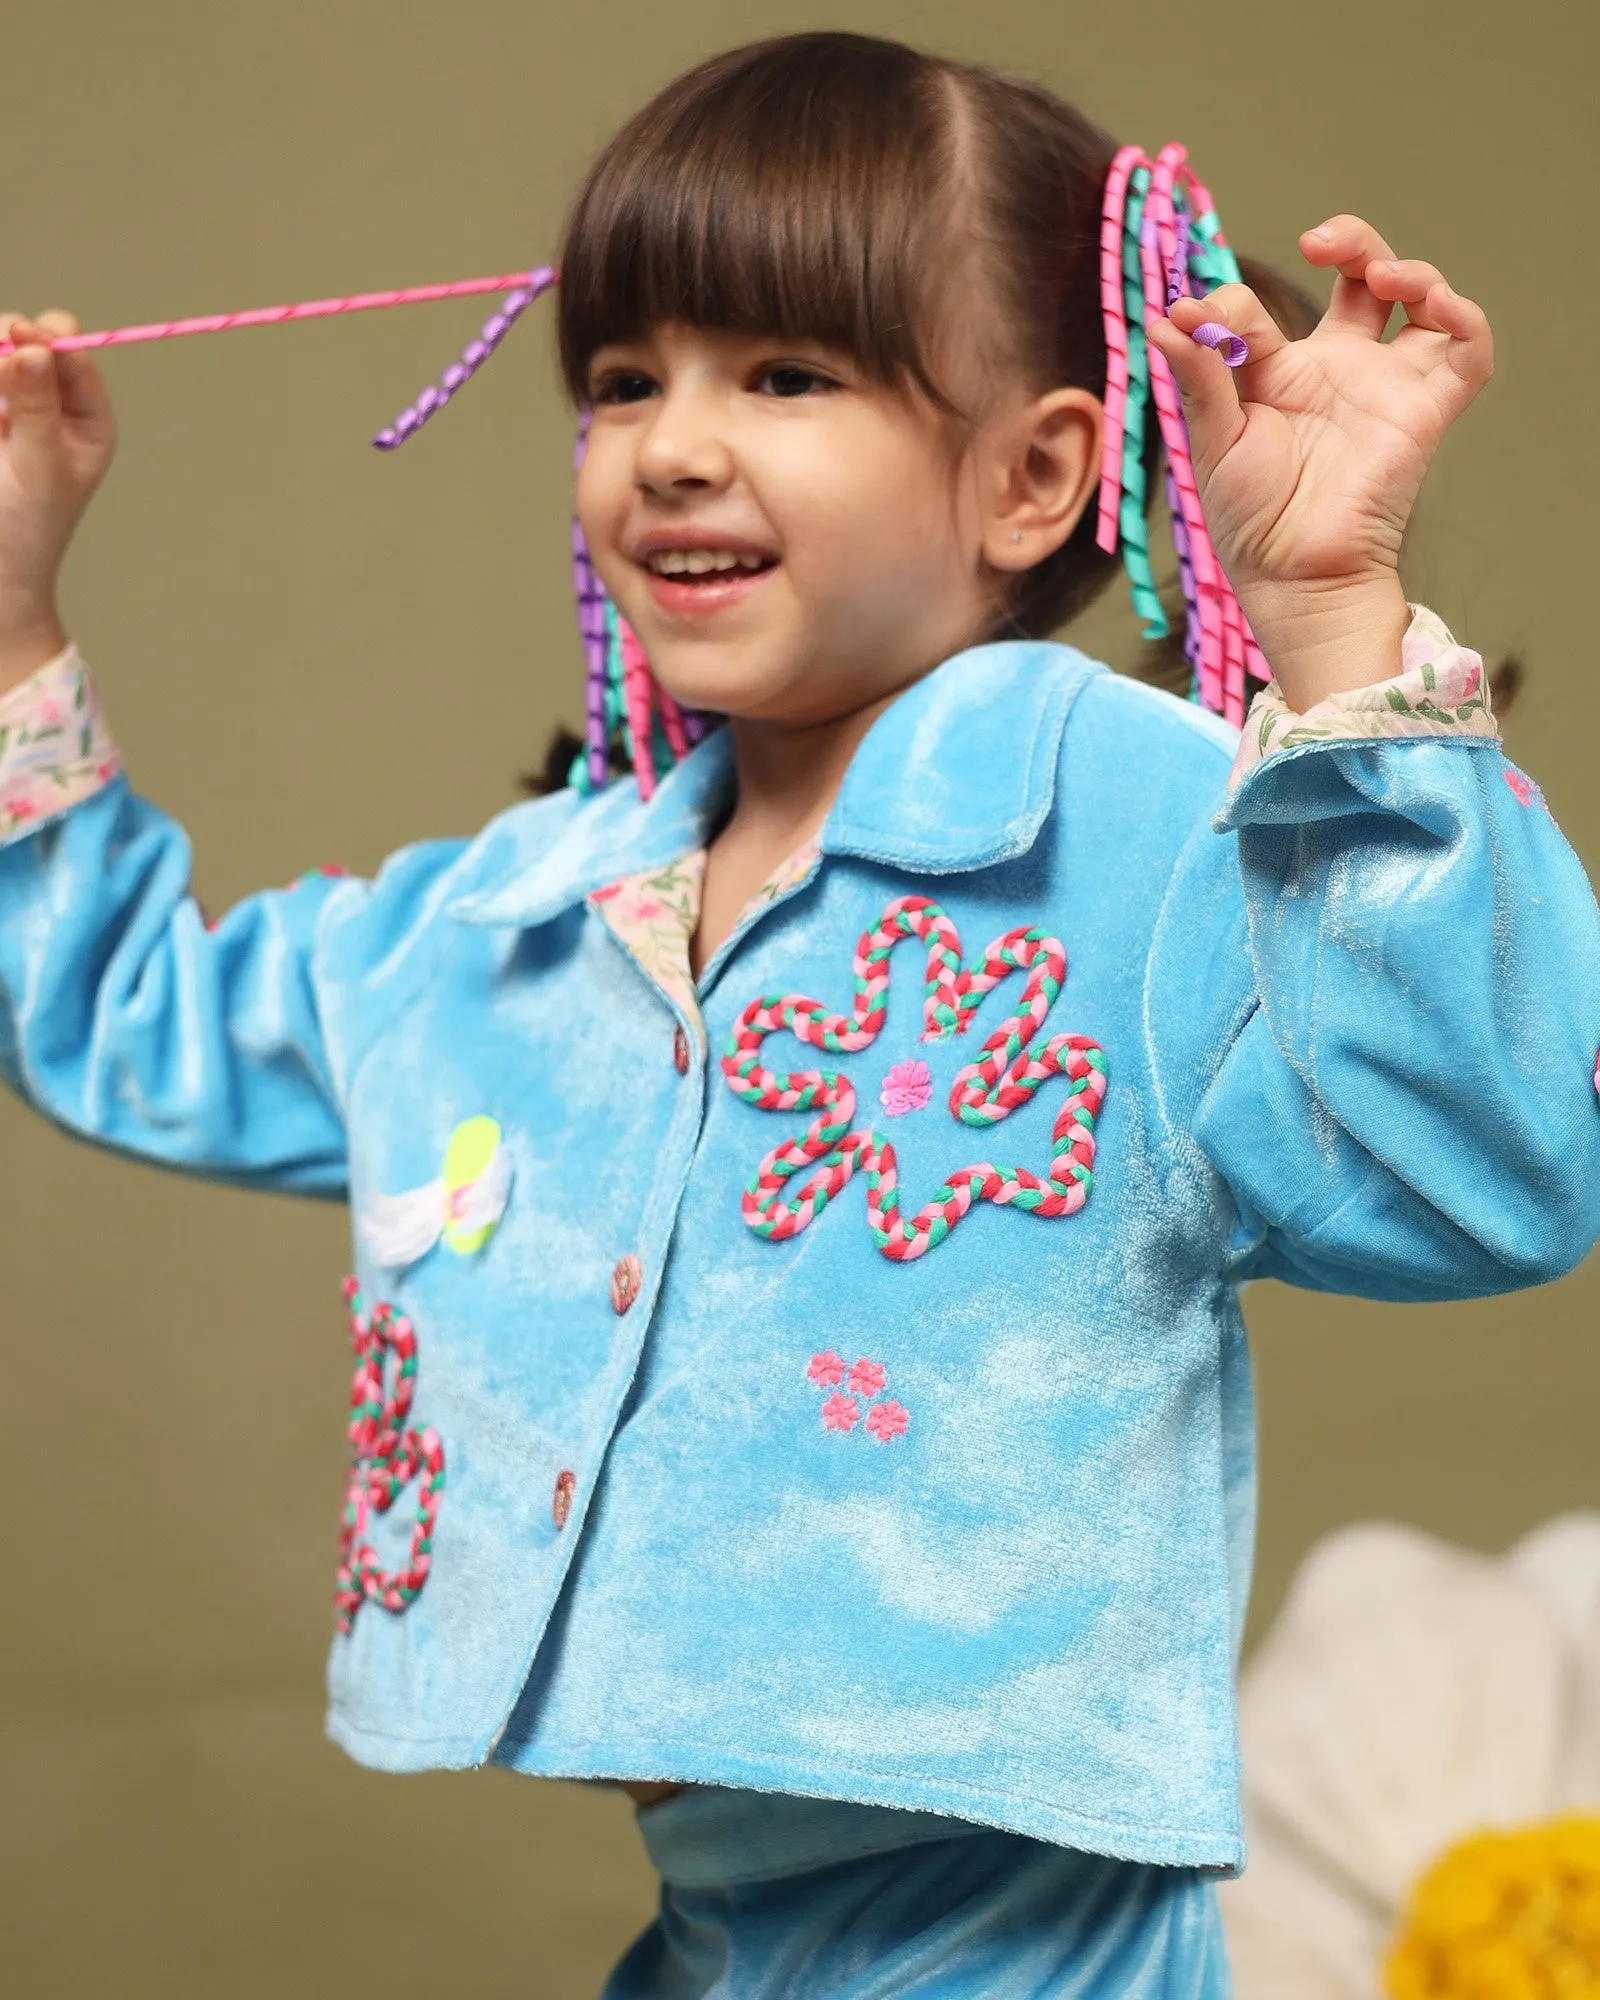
359 1115 513 1271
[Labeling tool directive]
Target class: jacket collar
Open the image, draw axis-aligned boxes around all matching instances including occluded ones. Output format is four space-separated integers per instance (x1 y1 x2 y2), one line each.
447 639 1099 929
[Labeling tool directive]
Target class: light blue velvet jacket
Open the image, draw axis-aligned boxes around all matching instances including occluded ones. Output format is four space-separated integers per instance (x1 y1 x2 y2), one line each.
3 636 1598 1870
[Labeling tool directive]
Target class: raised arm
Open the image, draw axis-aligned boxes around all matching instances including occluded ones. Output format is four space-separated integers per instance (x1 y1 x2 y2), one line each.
0 311 354 1188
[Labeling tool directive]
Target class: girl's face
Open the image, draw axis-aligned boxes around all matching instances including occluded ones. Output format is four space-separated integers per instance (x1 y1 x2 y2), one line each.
575 324 1097 729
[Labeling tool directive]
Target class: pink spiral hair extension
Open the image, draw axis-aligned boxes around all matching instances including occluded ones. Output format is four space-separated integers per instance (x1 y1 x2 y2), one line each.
1 263 693 795
0 273 547 358
617 621 654 801
1141 146 1227 714
1096 142 1265 727
1095 146 1143 556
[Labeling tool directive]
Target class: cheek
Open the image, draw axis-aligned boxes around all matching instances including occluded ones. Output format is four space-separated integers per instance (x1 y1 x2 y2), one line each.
573 433 630 552
772 429 964 585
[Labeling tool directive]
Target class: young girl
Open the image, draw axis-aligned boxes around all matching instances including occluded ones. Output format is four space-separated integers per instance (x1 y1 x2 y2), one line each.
2 29 1596 2000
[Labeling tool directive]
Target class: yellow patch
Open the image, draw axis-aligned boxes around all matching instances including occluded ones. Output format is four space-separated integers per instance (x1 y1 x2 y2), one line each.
441 1115 503 1255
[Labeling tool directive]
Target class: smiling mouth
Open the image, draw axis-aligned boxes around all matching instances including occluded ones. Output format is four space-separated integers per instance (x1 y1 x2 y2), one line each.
642 548 778 582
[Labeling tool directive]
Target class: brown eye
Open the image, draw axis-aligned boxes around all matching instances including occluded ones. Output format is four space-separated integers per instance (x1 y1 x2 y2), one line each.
758 364 832 399
594 371 658 406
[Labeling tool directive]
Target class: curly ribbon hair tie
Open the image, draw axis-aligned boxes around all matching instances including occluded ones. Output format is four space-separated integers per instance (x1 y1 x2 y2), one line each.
1097 141 1264 726
6 147 1254 782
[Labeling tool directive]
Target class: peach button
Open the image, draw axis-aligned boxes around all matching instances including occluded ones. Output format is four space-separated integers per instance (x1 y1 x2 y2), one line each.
552 1469 575 1531
610 1253 643 1315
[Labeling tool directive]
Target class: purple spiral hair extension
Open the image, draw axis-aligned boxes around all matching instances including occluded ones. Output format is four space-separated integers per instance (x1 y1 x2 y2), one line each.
372 265 557 449
570 413 614 791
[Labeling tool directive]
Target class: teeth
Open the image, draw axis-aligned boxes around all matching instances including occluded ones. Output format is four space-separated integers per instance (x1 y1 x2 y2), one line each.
647 548 769 576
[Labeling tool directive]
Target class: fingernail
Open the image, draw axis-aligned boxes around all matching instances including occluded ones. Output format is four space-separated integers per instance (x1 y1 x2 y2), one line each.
17 351 48 379
1309 225 1334 241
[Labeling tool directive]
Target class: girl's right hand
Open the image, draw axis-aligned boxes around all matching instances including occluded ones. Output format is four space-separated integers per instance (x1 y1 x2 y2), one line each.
0 311 116 690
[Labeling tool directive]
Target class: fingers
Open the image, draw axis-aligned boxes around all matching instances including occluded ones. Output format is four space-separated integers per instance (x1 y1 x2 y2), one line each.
1147 287 1273 475
0 328 65 464
36 312 110 426
1370 262 1494 409
0 309 111 438
1168 283 1291 371
1300 215 1400 338
1410 280 1495 414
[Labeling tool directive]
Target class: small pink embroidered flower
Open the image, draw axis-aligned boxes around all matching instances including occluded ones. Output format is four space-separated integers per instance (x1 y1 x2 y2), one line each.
632 897 665 922
847 1357 886 1398
1503 768 1534 807
864 1399 909 1443
807 1350 846 1388
879 1058 932 1117
820 1391 861 1432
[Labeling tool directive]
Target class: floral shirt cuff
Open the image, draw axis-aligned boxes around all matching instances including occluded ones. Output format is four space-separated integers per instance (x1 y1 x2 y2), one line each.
0 644 123 843
1227 605 1498 793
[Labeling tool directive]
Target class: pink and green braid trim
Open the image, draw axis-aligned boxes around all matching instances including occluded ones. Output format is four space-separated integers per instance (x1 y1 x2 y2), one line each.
721 895 1107 1261
333 1278 446 1633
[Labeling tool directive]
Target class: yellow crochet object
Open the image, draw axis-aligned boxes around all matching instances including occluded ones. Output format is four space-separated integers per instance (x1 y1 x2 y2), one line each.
1386 1816 1600 1999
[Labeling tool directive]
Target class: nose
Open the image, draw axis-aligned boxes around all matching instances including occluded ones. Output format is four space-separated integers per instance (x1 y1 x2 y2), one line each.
632 381 735 498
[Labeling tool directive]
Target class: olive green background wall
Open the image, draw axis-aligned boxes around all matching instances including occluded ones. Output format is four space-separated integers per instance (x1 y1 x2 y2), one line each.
3 0 1594 1992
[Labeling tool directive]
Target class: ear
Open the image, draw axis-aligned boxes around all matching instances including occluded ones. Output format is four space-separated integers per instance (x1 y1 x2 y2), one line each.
979 388 1103 573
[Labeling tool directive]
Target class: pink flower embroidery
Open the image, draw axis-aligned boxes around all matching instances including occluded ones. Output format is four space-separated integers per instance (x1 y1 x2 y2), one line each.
864 1399 909 1443
820 1391 861 1433
847 1357 886 1397
1503 769 1534 807
879 1057 932 1117
807 1350 846 1388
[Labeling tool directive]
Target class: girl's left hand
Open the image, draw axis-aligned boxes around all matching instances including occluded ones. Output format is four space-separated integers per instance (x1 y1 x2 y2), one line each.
1147 215 1494 706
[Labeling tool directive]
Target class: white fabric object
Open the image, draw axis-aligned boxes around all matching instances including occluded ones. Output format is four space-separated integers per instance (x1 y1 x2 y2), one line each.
451 1142 512 1235
1216 1516 1600 1999
1507 1513 1600 1806
360 1178 447 1269
357 1141 514 1271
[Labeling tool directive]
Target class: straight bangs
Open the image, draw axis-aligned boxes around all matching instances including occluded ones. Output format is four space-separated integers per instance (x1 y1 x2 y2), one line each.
557 36 957 407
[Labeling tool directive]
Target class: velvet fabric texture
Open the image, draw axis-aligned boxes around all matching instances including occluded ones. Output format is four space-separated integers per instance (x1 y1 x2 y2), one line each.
2 636 1597 1873
602 1785 1231 1998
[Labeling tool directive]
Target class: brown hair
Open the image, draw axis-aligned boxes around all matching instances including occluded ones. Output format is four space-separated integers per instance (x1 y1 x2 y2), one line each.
527 32 1521 795
557 31 1125 640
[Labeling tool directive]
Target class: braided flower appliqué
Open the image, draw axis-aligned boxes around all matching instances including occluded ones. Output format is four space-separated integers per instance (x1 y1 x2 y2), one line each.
334 1279 446 1633
721 894 1107 1261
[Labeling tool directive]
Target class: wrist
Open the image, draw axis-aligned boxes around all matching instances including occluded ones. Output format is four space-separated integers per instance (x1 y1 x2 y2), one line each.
1236 574 1412 714
0 598 70 695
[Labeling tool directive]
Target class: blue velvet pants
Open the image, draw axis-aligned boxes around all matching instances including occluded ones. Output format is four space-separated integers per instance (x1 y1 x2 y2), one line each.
601 1788 1232 1999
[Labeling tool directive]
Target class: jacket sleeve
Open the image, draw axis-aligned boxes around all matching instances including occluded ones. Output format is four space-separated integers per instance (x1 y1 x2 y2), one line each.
1160 621 1600 1301
1 649 372 1197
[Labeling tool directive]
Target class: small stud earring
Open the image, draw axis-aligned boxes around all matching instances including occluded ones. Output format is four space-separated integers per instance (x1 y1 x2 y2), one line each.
1010 530 1023 543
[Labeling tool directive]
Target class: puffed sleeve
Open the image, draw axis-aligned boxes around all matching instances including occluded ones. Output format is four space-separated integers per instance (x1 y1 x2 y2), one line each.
1156 612 1600 1300
0 648 450 1197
